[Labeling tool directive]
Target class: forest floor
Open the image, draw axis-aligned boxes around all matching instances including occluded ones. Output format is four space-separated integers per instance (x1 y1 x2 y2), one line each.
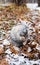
0 3 40 65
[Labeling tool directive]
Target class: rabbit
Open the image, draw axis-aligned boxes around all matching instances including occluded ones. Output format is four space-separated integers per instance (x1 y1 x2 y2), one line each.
10 22 28 47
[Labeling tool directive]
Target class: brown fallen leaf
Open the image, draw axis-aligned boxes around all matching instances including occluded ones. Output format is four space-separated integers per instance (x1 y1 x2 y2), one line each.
0 58 9 65
0 46 4 54
10 44 18 54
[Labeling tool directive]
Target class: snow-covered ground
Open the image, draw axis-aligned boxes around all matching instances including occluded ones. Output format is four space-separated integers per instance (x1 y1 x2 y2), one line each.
0 3 40 65
26 3 40 11
26 3 38 10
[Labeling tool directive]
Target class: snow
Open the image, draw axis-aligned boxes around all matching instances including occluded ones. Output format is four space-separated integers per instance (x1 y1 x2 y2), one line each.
36 45 40 51
0 3 11 6
26 3 38 10
5 49 12 54
36 7 40 10
3 39 10 45
26 3 40 11
0 44 4 48
32 42 36 45
6 53 40 65
27 47 31 52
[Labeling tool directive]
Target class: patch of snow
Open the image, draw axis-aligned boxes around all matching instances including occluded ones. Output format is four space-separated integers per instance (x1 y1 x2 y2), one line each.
19 56 25 62
6 53 40 65
26 3 38 10
36 45 40 51
3 39 10 45
0 3 11 6
14 54 19 59
27 47 31 52
0 44 4 48
32 41 36 45
36 7 40 11
5 49 12 54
